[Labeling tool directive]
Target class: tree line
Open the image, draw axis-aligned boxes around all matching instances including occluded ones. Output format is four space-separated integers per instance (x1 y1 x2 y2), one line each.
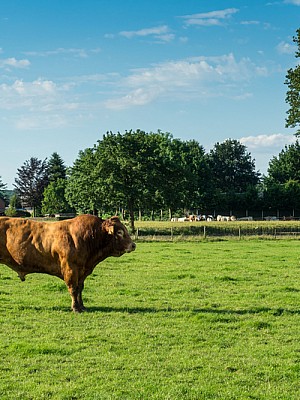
1 28 300 229
1 131 300 230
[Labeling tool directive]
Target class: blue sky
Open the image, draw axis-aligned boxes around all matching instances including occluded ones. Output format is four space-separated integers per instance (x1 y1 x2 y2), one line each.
1 0 300 188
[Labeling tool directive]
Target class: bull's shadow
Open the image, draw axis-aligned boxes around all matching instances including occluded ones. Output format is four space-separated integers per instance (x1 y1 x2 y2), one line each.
86 305 300 315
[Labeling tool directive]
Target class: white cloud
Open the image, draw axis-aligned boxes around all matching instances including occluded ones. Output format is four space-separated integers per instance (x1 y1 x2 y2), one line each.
240 20 260 25
284 0 300 5
2 78 56 96
14 114 67 130
120 25 169 38
181 8 239 27
240 134 295 150
0 78 70 111
119 25 174 42
104 53 267 109
240 133 297 173
0 57 30 69
105 87 163 110
23 48 100 58
276 41 296 54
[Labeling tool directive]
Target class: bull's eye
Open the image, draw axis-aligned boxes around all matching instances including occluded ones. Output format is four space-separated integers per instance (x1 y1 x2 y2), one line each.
116 229 124 238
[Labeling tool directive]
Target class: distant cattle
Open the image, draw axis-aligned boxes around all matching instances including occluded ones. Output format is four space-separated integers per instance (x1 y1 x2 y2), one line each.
217 215 236 222
178 217 189 222
238 216 254 221
0 215 136 312
172 215 215 222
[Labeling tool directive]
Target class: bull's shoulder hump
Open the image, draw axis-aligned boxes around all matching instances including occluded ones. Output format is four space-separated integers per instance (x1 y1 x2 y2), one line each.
68 215 103 230
72 214 103 224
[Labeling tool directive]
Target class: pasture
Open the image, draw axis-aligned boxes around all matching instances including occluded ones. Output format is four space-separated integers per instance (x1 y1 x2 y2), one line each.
1 239 300 399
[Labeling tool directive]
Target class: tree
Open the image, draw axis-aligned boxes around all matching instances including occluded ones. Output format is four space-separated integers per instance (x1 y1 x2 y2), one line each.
0 176 7 203
285 28 300 136
92 130 167 230
65 148 101 215
42 178 74 215
159 138 212 214
0 176 6 192
266 140 300 183
5 193 20 217
14 157 49 216
263 141 300 213
41 152 70 215
208 139 260 211
47 152 67 182
67 130 208 229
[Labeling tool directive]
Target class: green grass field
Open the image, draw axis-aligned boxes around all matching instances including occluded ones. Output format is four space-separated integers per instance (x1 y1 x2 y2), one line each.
1 240 300 399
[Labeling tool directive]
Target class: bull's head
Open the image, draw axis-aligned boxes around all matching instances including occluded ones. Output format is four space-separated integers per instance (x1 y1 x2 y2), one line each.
103 216 136 256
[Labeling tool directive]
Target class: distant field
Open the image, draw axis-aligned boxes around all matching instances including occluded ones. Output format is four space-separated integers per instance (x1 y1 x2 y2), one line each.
1 240 300 399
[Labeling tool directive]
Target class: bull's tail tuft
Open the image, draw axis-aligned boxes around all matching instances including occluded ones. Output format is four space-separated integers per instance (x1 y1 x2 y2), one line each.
18 272 26 282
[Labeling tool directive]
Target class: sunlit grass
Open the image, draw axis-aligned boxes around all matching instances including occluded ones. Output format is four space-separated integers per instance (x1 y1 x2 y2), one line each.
1 240 300 399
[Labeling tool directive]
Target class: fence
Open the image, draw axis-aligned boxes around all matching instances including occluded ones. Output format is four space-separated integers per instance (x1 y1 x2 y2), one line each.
133 224 300 241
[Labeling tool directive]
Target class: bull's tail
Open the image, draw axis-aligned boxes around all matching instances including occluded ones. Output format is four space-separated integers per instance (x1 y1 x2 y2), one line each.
18 272 26 281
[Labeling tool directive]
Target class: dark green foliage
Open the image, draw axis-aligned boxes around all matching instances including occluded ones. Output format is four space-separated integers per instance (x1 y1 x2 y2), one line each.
42 178 74 215
263 141 300 210
65 147 100 215
208 139 260 210
285 28 300 135
47 152 67 182
267 140 300 183
208 139 260 193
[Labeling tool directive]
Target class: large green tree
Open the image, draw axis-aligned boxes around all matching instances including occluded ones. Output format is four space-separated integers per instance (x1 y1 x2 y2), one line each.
208 139 260 211
92 130 175 229
163 139 211 213
14 157 49 216
285 28 300 136
65 148 100 215
266 140 300 183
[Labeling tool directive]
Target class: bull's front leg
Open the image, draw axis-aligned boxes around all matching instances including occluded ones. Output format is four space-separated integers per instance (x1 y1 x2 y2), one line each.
64 268 85 313
77 281 86 312
68 285 83 312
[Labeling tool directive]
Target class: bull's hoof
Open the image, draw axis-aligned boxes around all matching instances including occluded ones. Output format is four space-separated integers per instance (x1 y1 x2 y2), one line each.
72 306 86 313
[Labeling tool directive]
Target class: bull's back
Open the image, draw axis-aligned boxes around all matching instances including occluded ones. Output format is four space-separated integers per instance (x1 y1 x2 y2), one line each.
0 217 67 277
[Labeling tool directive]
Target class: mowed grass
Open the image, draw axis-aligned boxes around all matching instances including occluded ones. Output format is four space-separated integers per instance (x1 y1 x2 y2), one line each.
1 240 300 399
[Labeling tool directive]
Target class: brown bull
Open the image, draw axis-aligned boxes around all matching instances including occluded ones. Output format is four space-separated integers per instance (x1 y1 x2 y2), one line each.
0 214 136 312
